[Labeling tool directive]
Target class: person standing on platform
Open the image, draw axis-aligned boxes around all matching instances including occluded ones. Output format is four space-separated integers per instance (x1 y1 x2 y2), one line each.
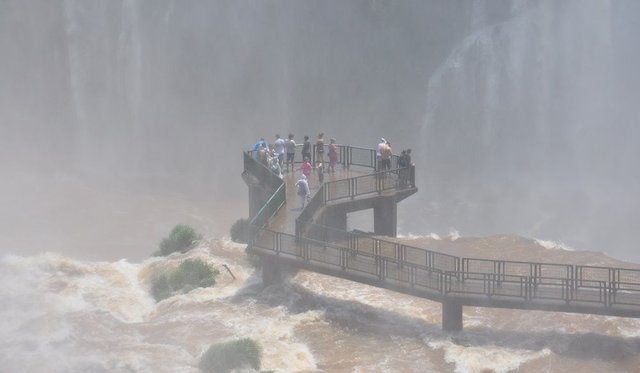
302 135 311 165
295 174 310 209
274 134 286 168
377 137 386 171
285 134 296 172
381 141 392 171
315 133 325 168
302 157 312 180
253 138 267 161
328 138 338 173
269 153 283 179
259 143 269 166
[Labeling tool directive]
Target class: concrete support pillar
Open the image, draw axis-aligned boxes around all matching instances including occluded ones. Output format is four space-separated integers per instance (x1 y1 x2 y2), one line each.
442 299 463 332
373 197 397 237
261 256 283 285
322 209 347 242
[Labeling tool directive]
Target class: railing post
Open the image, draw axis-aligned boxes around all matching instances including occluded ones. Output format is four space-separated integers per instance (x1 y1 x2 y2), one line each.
350 178 355 199
322 184 327 204
609 280 616 306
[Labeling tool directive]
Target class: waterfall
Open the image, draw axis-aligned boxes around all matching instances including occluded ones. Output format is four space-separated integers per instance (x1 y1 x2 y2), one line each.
416 0 640 259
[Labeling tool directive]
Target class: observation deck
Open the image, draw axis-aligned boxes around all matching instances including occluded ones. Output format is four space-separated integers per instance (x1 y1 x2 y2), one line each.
242 144 640 332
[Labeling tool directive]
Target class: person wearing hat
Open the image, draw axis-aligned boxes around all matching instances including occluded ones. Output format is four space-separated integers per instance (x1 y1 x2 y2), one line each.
295 174 310 209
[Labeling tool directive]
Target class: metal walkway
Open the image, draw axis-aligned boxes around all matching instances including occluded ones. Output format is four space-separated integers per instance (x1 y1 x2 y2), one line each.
243 144 640 330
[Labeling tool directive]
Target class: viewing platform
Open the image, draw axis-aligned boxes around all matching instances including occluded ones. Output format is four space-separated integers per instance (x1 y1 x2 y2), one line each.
242 143 640 332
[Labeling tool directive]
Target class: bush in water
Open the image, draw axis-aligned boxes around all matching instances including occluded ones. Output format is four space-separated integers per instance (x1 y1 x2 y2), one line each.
150 273 172 302
230 218 249 244
156 224 202 256
151 258 219 302
199 338 262 373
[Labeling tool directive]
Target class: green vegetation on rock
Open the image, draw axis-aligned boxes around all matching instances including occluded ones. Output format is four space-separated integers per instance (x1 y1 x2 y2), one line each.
230 218 249 244
151 258 219 302
199 338 262 373
155 224 202 256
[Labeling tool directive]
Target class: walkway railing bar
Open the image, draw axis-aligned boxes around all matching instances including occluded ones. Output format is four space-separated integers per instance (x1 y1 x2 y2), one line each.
252 227 640 307
302 221 640 306
249 183 286 229
254 228 447 293
244 151 284 190
306 222 459 272
322 167 413 203
295 183 326 238
611 281 640 306
250 144 404 172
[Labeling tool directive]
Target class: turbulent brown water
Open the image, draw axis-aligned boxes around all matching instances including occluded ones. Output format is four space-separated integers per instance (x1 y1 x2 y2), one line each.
2 236 639 373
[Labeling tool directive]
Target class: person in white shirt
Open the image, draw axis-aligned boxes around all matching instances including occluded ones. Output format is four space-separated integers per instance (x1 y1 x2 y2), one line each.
295 174 310 209
377 137 386 171
274 134 286 167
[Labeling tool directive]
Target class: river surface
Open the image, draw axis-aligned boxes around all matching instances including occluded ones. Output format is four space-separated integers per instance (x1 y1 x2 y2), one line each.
2 235 639 373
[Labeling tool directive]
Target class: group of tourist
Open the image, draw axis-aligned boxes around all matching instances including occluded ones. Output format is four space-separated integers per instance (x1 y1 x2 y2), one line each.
252 136 284 179
253 134 413 209
252 133 339 176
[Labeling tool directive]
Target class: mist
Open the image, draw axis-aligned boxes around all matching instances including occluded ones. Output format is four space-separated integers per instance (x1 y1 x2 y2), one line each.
1 0 638 261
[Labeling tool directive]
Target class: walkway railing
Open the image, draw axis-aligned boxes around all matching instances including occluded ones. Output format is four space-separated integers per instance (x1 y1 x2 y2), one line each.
244 151 285 229
302 221 640 307
244 144 640 311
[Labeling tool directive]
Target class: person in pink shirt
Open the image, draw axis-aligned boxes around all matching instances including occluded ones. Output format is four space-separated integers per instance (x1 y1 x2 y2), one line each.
302 158 312 179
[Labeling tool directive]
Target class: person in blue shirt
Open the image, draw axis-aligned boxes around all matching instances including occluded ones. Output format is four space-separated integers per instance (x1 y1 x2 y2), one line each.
252 138 268 160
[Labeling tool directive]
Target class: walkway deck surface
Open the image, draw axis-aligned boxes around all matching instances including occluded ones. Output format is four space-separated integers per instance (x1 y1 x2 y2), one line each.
267 166 373 235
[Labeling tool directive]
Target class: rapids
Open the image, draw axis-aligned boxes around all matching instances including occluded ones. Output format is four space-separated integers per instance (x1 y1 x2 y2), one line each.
2 237 639 372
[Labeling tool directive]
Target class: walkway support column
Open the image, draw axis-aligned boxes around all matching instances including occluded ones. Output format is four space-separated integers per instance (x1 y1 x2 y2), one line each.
321 208 348 242
373 197 397 237
262 256 283 285
442 299 463 332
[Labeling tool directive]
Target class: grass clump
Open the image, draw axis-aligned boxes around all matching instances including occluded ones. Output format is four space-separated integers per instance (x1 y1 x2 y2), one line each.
156 224 202 256
150 273 172 302
199 338 262 373
151 258 219 302
230 218 250 244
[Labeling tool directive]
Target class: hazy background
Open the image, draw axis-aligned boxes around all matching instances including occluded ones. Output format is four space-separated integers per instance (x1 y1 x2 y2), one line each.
1 0 638 261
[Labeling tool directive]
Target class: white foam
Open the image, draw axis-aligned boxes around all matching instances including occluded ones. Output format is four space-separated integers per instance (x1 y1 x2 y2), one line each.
396 232 430 240
428 339 551 373
448 229 461 241
398 231 462 242
535 239 575 251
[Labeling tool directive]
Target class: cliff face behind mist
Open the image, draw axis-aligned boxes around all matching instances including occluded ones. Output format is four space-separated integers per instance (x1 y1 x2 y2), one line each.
0 1 475 187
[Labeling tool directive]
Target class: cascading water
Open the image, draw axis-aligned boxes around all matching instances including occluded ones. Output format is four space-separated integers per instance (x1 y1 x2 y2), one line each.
415 0 639 261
